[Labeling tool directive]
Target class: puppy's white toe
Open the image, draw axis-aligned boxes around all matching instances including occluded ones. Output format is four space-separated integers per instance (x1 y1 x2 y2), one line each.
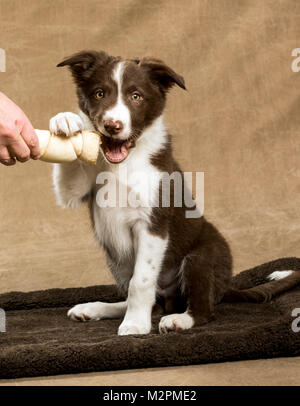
49 112 84 136
118 321 151 335
159 312 194 334
67 302 104 322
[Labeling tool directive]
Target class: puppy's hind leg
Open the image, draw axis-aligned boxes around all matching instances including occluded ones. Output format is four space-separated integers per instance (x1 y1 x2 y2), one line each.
159 251 214 333
68 301 127 322
159 238 231 333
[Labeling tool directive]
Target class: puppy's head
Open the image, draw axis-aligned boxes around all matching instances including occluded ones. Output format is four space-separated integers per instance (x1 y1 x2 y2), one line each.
57 50 186 164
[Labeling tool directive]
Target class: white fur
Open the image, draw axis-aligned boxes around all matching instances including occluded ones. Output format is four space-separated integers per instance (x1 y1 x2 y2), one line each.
159 312 194 333
267 270 294 281
52 160 95 208
93 114 167 262
102 62 131 140
68 301 127 321
78 110 96 131
49 112 84 135
118 222 169 335
50 110 169 335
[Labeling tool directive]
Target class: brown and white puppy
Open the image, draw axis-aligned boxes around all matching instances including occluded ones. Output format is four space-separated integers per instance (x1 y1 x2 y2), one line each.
50 50 297 335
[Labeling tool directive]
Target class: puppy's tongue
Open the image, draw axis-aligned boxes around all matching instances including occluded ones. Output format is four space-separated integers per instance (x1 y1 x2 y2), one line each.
101 136 132 163
105 143 129 163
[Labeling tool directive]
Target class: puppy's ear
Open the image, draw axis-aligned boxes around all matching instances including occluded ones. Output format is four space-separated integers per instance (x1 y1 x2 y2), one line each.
140 58 186 92
57 50 109 84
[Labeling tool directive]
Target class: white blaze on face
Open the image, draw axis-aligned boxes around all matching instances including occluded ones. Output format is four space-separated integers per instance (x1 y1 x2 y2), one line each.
103 61 131 140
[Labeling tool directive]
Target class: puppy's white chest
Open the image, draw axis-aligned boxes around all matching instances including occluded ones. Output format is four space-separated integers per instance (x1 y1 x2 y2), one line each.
93 163 159 259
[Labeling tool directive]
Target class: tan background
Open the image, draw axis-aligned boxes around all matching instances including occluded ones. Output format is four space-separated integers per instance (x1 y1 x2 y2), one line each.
0 0 299 385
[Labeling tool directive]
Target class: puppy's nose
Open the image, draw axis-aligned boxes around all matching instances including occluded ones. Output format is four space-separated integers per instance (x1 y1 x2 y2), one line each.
103 119 123 135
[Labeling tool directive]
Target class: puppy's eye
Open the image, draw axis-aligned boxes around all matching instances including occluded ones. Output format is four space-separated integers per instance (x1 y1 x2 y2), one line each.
131 92 142 101
95 90 104 100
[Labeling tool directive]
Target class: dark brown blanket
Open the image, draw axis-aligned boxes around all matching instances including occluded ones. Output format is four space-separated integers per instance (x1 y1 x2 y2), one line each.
0 257 300 379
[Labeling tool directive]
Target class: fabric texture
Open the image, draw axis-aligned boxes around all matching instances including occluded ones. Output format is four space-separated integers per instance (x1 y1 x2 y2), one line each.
0 0 300 295
0 0 299 385
0 257 299 379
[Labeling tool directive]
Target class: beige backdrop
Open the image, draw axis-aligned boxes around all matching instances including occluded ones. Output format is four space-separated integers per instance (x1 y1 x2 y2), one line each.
0 0 299 295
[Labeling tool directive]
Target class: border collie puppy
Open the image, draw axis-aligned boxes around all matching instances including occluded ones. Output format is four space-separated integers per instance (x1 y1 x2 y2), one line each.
50 51 297 335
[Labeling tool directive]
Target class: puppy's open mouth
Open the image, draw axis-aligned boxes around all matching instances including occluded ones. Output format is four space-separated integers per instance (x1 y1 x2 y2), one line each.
100 134 135 164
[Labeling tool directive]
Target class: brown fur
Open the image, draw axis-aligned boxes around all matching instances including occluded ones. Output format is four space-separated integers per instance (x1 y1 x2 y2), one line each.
149 137 233 322
58 50 300 327
223 271 300 303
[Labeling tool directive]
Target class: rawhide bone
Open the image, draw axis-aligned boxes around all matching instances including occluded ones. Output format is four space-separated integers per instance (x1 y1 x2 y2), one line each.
35 129 101 165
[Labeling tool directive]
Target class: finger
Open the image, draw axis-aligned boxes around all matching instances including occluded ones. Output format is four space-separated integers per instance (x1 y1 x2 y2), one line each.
0 145 16 166
20 120 41 159
7 133 31 162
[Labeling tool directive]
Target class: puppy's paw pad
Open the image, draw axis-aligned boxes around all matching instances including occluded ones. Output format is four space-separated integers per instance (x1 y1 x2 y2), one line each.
49 112 84 136
159 313 194 334
67 303 102 322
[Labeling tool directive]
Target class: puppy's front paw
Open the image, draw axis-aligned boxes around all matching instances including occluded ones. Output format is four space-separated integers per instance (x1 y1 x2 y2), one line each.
118 320 151 335
159 312 194 333
67 302 105 322
49 112 84 136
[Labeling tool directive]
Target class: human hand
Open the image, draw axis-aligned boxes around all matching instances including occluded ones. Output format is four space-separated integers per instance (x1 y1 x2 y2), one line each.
0 92 40 165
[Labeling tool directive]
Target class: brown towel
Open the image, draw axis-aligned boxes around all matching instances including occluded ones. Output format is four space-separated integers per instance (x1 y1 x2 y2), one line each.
0 257 299 379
